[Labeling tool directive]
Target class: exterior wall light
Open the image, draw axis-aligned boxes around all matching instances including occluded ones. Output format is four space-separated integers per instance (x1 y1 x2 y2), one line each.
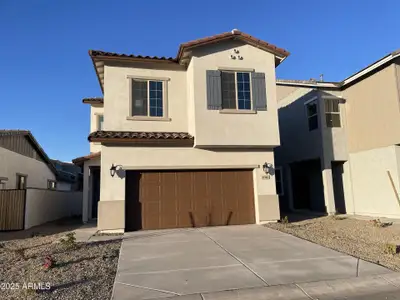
110 164 117 177
262 162 273 174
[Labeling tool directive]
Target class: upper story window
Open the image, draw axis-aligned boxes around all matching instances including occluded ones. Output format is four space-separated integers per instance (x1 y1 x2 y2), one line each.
97 115 104 131
16 174 27 189
0 177 7 190
306 101 318 131
131 80 164 117
221 71 251 110
325 98 341 127
206 70 267 112
47 180 57 190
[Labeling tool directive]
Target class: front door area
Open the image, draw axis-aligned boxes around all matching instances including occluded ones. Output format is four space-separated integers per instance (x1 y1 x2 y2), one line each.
125 169 255 231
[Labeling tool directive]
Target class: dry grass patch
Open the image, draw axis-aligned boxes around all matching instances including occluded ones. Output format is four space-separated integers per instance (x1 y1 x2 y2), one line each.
266 216 400 271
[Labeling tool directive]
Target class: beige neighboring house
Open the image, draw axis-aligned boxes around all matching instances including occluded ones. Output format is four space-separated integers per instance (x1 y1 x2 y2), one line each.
73 29 289 232
275 50 400 218
0 130 57 190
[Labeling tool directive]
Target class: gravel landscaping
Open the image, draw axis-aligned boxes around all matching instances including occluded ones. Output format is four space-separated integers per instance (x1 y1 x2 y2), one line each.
266 215 400 271
0 230 121 299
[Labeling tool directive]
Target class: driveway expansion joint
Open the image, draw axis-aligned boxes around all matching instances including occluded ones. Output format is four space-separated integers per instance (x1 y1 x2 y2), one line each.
379 274 400 288
114 281 181 296
294 283 317 300
197 228 269 286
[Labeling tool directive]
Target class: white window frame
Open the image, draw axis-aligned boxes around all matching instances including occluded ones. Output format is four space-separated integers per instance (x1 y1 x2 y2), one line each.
324 97 341 128
0 177 7 190
16 173 27 189
220 70 253 111
97 114 104 131
275 167 284 196
128 77 170 121
305 98 318 131
47 180 57 190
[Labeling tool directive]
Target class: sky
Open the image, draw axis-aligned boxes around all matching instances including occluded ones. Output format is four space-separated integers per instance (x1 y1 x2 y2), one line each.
0 0 399 162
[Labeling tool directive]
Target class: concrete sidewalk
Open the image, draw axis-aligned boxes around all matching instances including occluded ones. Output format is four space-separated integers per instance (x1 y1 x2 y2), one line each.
164 273 400 299
112 225 394 300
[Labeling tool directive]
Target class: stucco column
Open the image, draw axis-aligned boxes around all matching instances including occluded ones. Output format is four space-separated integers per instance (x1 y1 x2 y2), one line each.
321 168 336 214
97 148 126 232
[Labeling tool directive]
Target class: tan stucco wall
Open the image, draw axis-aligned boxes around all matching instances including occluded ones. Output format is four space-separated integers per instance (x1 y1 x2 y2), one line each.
25 189 82 229
90 105 104 153
189 40 280 147
346 145 400 218
276 85 300 102
98 145 279 231
98 200 125 231
102 41 280 148
103 62 188 132
343 64 400 153
0 147 55 189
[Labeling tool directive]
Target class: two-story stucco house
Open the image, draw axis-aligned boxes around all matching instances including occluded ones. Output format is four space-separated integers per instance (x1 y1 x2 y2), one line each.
73 30 290 232
275 50 400 218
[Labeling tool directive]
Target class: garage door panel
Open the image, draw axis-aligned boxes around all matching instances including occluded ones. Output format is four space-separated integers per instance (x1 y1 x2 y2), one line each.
126 169 255 231
142 202 161 229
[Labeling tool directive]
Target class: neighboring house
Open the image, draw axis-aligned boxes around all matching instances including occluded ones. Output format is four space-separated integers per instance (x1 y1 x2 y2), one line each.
73 29 289 232
51 160 83 191
0 130 58 190
275 50 400 218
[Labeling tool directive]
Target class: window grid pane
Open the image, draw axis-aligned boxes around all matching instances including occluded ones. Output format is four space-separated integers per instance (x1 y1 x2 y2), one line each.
149 81 163 117
132 80 148 116
221 72 236 109
308 115 318 130
326 113 341 127
236 72 251 110
98 115 104 130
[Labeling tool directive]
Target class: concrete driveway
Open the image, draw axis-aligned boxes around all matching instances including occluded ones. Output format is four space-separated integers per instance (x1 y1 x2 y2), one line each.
112 225 392 300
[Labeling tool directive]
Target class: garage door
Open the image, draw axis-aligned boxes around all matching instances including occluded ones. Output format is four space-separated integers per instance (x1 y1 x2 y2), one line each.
125 169 255 230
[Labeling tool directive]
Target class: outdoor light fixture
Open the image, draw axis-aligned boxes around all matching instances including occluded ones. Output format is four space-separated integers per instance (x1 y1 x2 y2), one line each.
262 162 273 174
110 164 118 177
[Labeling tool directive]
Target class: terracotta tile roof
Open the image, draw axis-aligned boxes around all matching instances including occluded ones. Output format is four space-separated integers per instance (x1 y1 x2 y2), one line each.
89 50 177 62
88 131 193 141
82 97 104 104
72 152 101 164
177 30 290 59
89 29 289 65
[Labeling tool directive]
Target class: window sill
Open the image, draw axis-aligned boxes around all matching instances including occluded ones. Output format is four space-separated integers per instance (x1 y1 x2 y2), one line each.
219 109 257 114
126 116 171 122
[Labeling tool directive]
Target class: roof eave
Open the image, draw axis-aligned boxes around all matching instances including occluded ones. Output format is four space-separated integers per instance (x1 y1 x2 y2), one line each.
177 35 290 66
89 52 104 94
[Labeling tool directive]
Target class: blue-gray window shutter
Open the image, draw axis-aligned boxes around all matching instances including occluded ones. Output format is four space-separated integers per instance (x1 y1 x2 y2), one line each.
206 70 222 110
252 72 267 111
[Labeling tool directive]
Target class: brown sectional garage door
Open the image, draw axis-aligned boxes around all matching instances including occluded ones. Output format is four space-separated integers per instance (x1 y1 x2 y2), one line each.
125 169 255 231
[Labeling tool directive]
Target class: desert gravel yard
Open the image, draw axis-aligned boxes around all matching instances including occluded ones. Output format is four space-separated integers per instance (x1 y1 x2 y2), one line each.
267 215 400 271
0 230 121 300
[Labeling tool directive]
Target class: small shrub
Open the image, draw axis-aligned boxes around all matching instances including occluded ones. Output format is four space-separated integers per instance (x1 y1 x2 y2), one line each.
280 216 289 224
384 243 399 255
60 232 77 249
43 255 55 270
371 219 393 228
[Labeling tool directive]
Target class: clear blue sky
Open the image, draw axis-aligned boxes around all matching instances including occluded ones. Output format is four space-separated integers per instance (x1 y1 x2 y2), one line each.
1 1 399 162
